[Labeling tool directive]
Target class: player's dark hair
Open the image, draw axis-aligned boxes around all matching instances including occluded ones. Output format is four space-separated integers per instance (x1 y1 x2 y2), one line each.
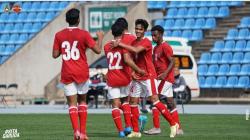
115 17 128 30
111 23 124 37
151 25 164 35
66 8 80 25
135 19 149 30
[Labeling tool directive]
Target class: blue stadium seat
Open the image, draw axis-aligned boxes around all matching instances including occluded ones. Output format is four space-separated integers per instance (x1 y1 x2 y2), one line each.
30 2 41 12
186 8 197 18
216 64 230 76
238 17 250 28
17 34 29 44
36 12 46 22
213 76 227 88
154 19 165 26
222 40 235 52
17 13 27 22
0 45 5 55
7 13 18 23
48 1 59 11
204 18 216 29
26 12 36 22
193 18 205 29
8 34 19 44
4 45 15 55
206 1 217 7
206 64 219 76
197 7 208 18
0 13 8 23
189 1 199 7
164 19 174 30
167 1 179 8
225 28 238 40
217 7 230 17
13 23 23 33
29 33 35 39
171 30 182 37
0 56 9 64
172 19 185 29
2 23 14 33
176 8 187 18
178 1 190 8
164 31 172 37
40 2 50 11
225 76 238 88
58 1 69 10
209 52 221 64
239 64 250 76
31 23 42 33
22 23 33 33
232 52 244 64
15 45 22 51
203 76 216 88
242 52 250 63
211 40 224 52
236 28 249 40
44 12 56 22
234 40 246 52
190 30 203 41
246 41 250 51
198 64 208 76
182 30 192 40
219 52 232 64
0 23 4 32
165 8 178 19
147 1 155 9
183 18 195 29
198 52 211 64
235 76 249 88
229 1 243 6
217 1 230 7
198 1 208 7
228 64 241 75
207 7 219 18
22 2 32 12
0 34 10 44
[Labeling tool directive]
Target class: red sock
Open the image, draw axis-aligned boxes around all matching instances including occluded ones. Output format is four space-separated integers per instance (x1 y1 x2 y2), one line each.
154 101 175 126
121 103 132 128
152 107 160 128
171 108 181 128
78 104 87 135
112 108 124 132
130 105 139 132
68 106 79 133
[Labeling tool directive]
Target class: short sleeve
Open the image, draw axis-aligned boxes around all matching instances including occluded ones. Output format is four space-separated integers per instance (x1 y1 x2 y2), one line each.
53 34 60 51
84 31 96 49
163 43 173 58
141 39 152 51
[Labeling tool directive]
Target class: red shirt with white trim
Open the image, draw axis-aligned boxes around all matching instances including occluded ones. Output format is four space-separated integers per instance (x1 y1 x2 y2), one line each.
153 42 175 83
53 27 96 84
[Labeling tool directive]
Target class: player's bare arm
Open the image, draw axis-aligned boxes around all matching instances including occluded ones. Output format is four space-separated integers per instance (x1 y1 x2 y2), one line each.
52 49 60 59
118 42 145 54
157 55 174 80
123 53 145 76
91 30 104 54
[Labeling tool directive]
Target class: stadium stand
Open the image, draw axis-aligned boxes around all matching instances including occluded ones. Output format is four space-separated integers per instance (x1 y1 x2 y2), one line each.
0 1 69 64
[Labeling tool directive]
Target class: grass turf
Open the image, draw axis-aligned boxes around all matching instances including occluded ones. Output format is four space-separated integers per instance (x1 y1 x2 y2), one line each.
0 114 249 140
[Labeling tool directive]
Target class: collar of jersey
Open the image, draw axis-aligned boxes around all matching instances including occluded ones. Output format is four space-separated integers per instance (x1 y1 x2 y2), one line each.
67 27 78 29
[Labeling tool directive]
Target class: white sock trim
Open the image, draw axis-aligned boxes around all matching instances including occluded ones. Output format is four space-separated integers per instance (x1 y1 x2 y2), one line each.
69 106 77 110
170 108 177 113
153 100 160 106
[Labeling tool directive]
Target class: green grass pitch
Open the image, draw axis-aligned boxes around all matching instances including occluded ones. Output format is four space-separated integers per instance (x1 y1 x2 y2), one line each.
0 114 249 140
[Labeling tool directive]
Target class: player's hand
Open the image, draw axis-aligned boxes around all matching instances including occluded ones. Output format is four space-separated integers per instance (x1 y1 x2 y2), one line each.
137 69 146 76
132 72 140 80
96 30 104 39
157 72 167 80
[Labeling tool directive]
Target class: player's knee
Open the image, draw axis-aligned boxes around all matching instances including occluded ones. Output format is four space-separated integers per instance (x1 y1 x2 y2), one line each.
167 98 176 110
150 95 159 103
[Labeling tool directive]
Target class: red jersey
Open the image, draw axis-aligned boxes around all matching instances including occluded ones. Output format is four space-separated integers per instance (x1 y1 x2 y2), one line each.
104 41 131 87
131 37 157 80
53 27 96 84
153 42 175 83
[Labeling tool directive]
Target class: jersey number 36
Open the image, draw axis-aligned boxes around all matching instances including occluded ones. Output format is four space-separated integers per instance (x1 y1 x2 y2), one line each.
62 41 80 61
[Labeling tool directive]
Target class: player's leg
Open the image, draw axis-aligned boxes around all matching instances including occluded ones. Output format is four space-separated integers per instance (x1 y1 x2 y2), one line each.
120 86 132 135
144 105 161 135
127 81 142 138
167 97 183 135
77 81 90 140
64 83 80 140
108 87 125 138
146 79 178 138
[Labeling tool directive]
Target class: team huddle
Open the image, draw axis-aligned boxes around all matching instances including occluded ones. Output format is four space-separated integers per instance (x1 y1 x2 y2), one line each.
53 8 183 140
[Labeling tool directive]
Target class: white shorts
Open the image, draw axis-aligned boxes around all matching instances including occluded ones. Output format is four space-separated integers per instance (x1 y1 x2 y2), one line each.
63 81 90 96
130 79 158 98
157 80 173 97
107 86 129 100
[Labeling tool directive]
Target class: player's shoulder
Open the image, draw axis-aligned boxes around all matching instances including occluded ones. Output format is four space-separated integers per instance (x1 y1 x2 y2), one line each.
104 41 112 51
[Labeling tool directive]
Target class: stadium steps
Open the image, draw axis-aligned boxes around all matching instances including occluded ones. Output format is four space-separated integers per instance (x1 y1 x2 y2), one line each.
192 1 250 61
